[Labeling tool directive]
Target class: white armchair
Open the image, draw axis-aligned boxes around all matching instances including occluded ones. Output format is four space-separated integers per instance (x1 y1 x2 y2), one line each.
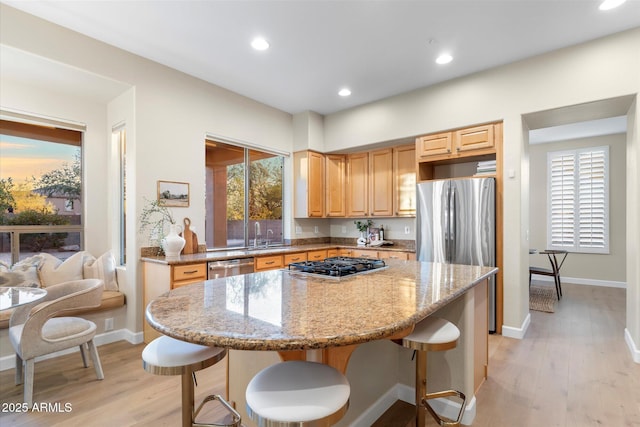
9 278 105 405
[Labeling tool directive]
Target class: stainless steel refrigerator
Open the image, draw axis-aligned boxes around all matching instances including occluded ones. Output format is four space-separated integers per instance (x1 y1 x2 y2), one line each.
416 177 496 332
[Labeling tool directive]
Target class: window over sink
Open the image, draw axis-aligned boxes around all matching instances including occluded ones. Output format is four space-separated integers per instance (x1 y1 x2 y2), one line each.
205 139 284 250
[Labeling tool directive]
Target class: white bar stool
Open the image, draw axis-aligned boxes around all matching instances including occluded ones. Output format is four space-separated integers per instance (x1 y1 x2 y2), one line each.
402 317 467 427
142 335 241 427
245 360 350 427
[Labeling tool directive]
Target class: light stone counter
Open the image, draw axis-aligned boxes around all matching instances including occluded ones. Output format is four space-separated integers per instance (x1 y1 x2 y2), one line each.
145 260 496 352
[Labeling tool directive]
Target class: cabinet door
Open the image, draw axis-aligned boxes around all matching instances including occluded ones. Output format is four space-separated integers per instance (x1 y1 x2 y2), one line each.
172 263 207 288
327 248 339 258
369 148 394 217
308 151 325 217
325 154 346 217
377 251 410 261
394 145 416 216
346 152 369 217
339 249 354 257
455 124 494 153
416 132 452 158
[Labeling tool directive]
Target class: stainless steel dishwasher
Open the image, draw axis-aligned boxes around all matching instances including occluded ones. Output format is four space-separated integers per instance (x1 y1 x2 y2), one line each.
208 258 255 279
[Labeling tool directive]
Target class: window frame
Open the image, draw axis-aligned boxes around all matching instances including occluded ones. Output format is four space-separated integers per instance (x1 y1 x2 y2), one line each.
546 145 610 254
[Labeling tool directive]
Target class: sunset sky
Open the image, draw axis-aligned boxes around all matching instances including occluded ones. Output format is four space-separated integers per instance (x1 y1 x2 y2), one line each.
0 134 79 184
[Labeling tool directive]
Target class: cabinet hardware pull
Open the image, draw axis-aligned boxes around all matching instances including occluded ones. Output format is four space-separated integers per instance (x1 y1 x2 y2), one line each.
184 270 198 274
265 261 275 265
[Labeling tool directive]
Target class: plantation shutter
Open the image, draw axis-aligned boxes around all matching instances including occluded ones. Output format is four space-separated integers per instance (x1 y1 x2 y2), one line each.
548 152 575 248
577 149 607 250
547 146 609 254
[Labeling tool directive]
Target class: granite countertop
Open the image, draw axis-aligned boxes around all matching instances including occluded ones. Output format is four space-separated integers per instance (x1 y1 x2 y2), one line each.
145 260 498 351
141 242 414 265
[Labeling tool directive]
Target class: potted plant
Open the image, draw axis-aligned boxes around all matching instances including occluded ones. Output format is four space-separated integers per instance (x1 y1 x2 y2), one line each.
354 219 373 246
138 198 184 256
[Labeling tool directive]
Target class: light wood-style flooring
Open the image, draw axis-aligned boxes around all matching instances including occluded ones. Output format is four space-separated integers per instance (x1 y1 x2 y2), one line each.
1 282 638 426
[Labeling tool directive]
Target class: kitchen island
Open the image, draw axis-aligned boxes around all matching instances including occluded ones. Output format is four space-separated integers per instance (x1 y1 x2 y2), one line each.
146 259 497 426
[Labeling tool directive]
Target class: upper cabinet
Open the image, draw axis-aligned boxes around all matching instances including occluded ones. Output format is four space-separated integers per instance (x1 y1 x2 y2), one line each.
417 122 501 182
369 148 394 217
346 152 369 217
325 154 346 217
294 150 325 218
394 144 416 216
417 123 496 162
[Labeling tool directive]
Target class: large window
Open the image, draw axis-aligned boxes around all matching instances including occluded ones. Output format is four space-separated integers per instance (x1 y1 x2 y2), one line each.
113 126 127 265
547 146 609 253
205 140 284 250
0 119 84 264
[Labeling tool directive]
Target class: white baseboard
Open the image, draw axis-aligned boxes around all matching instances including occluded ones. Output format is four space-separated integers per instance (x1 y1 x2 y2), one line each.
532 275 626 289
349 383 477 426
0 328 140 372
502 313 531 340
624 328 640 364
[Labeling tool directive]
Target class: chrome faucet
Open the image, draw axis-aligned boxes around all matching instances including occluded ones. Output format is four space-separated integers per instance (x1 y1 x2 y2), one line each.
266 229 273 246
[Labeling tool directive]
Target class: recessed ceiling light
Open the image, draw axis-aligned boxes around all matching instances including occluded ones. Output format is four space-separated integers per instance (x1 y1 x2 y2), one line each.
251 37 269 51
599 0 626 10
338 88 351 97
435 53 453 65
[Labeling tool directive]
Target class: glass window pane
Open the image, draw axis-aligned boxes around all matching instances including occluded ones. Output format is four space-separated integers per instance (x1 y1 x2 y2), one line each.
18 231 82 261
249 150 283 246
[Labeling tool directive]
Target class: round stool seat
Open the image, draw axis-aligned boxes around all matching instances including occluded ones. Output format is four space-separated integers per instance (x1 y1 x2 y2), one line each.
142 335 227 376
246 361 350 426
403 317 460 352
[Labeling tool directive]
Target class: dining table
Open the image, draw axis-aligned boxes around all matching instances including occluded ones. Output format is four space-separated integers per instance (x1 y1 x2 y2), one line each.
0 286 47 311
145 259 497 426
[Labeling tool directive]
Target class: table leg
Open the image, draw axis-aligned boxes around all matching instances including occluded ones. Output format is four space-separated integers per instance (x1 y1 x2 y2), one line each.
182 369 194 427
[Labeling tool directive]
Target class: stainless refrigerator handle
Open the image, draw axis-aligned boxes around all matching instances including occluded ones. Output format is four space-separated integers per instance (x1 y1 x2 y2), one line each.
451 187 456 262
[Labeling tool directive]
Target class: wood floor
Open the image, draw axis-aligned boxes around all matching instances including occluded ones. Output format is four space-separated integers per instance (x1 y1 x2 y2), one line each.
1 283 638 426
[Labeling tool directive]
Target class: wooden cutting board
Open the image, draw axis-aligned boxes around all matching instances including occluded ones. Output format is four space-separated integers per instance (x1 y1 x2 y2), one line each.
182 218 195 254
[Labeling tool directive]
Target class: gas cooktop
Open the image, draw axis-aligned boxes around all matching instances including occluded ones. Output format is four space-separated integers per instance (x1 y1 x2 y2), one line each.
287 256 387 278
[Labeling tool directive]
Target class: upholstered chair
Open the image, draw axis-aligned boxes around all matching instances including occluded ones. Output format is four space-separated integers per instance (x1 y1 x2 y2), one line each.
9 278 105 405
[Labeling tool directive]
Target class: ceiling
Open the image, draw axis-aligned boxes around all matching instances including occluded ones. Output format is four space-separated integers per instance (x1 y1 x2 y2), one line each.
3 0 640 117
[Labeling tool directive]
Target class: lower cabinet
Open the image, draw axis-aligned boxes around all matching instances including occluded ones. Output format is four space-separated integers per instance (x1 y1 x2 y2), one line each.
307 249 328 261
284 252 307 265
143 261 207 343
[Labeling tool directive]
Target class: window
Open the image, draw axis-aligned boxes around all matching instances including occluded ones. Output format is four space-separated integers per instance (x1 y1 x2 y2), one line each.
113 126 127 265
205 139 284 249
547 146 609 253
0 118 84 264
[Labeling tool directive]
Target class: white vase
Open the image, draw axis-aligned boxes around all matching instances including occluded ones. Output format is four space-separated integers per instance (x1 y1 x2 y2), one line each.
162 224 186 257
357 231 367 246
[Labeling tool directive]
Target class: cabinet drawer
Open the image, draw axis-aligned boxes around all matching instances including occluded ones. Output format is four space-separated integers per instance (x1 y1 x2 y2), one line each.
339 249 353 257
327 249 339 258
284 253 307 265
351 249 379 258
307 250 328 261
172 263 206 284
378 251 410 261
255 255 284 271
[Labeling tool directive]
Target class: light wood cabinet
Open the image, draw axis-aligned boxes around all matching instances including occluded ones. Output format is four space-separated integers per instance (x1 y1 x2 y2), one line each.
377 251 415 261
327 249 339 257
143 261 207 342
417 132 453 159
394 144 416 216
284 252 307 265
346 152 369 217
351 249 379 258
325 154 346 217
307 249 328 261
294 150 324 218
416 123 496 163
339 248 354 257
369 148 394 217
254 255 284 271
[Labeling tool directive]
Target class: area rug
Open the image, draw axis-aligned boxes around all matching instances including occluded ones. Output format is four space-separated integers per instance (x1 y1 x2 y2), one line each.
529 284 556 313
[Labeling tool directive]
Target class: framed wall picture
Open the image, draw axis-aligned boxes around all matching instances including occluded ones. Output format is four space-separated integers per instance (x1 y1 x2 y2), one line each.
157 180 190 207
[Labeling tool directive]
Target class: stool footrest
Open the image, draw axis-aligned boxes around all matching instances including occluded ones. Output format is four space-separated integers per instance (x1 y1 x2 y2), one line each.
422 389 466 427
193 394 242 427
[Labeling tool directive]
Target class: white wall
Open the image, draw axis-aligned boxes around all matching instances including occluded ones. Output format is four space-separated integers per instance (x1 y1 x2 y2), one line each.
324 28 640 345
529 134 627 284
